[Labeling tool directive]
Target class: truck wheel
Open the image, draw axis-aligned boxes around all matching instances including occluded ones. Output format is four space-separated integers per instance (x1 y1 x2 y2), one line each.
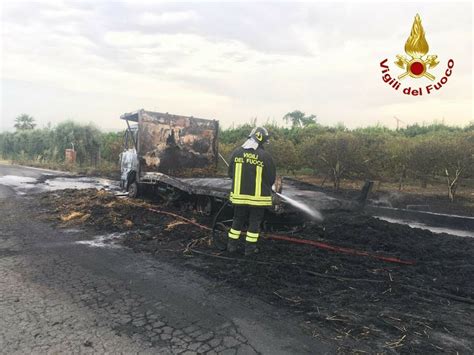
128 181 139 198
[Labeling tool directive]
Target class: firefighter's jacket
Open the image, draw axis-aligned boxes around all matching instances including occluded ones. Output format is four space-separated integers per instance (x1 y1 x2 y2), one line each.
228 146 276 207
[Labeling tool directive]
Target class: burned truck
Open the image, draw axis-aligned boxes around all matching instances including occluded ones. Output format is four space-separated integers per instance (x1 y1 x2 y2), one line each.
120 109 371 232
121 110 218 194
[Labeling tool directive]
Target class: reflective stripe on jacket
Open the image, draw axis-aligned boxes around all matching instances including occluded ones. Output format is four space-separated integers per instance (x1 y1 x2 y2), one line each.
228 146 276 207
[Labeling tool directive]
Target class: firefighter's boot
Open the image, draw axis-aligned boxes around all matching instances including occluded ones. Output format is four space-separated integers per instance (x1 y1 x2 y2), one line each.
244 242 259 256
227 238 238 253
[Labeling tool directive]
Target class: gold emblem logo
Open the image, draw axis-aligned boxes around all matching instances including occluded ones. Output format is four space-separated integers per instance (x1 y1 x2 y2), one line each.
395 14 439 81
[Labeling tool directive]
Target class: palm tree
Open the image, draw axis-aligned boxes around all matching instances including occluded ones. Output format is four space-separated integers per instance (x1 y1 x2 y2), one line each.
14 114 36 130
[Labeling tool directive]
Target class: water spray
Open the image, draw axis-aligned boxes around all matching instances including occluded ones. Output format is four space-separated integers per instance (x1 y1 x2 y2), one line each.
219 153 229 167
275 191 324 222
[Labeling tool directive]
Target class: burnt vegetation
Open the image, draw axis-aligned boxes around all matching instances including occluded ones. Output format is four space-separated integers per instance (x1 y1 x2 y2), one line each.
36 188 474 354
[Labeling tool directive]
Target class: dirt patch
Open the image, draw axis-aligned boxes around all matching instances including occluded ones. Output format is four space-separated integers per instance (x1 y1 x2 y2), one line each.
35 189 474 354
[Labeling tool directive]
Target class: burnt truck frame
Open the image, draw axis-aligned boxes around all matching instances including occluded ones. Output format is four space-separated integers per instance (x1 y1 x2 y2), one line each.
120 109 230 214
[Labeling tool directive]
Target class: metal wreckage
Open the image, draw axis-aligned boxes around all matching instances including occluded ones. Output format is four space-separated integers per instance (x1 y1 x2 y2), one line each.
119 109 373 239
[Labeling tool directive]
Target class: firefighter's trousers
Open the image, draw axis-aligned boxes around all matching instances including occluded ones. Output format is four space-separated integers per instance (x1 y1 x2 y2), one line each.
227 206 265 243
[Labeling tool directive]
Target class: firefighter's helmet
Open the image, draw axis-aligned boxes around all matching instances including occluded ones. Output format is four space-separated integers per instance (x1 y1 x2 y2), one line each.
249 127 269 144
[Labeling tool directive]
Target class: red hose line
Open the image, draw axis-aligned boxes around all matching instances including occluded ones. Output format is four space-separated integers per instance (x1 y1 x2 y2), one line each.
144 207 415 265
265 234 415 265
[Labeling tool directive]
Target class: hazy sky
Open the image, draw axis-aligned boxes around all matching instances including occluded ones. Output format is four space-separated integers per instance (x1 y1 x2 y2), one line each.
1 0 472 131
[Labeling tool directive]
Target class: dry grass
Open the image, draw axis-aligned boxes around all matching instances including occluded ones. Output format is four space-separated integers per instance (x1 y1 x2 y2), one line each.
60 211 90 222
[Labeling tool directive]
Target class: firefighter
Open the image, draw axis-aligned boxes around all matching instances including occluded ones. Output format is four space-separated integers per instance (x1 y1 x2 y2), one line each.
227 127 276 256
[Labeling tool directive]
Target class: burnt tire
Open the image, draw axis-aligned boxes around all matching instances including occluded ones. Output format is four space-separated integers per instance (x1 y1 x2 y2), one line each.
128 181 139 198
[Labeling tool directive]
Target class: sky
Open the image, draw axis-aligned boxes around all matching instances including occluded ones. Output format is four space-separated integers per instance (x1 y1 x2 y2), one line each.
0 0 472 132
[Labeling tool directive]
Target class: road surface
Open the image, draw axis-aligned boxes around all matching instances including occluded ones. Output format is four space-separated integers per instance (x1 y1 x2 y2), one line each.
0 163 333 354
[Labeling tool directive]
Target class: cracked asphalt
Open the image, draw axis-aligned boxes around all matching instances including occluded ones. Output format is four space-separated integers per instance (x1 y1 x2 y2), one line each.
0 164 332 354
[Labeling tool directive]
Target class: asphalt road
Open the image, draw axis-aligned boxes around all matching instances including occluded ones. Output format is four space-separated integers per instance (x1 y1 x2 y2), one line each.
0 164 63 198
0 163 332 354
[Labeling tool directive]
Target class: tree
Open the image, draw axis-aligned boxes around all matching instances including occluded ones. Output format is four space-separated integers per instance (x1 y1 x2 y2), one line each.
283 110 316 128
100 131 124 164
407 136 443 188
53 121 101 165
401 122 461 137
267 138 301 174
0 132 15 159
438 133 474 202
464 121 474 132
14 114 36 130
354 131 393 181
302 132 363 190
384 136 413 190
219 124 254 144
